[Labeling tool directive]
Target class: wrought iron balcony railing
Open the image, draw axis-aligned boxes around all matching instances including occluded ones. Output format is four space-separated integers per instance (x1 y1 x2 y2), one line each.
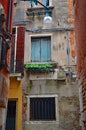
10 59 24 74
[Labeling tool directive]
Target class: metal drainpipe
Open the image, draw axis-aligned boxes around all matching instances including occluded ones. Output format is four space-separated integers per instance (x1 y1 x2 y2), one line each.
7 0 13 33
14 27 18 73
66 31 71 75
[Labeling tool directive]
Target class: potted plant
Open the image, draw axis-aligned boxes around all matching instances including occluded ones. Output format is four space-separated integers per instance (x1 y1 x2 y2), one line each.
25 63 55 73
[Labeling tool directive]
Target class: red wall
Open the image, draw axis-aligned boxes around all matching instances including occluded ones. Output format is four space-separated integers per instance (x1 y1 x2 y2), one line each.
0 0 9 14
75 0 86 128
0 0 14 128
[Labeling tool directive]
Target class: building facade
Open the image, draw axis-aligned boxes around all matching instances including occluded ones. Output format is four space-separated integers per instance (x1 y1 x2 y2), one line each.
12 0 80 130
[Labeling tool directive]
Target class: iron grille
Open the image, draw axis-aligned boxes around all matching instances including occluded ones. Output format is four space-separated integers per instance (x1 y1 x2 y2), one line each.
30 97 56 121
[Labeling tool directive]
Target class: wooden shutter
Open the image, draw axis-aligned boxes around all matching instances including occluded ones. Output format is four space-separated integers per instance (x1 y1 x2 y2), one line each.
47 37 51 61
31 37 51 62
31 38 40 62
16 27 25 73
10 34 15 73
1 38 10 68
41 37 51 62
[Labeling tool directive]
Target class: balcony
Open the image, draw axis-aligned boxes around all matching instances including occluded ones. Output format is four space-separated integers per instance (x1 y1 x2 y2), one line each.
10 59 24 76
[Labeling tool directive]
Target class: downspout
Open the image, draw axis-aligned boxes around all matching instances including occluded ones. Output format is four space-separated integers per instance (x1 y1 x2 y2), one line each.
7 0 14 33
14 27 18 73
66 31 71 74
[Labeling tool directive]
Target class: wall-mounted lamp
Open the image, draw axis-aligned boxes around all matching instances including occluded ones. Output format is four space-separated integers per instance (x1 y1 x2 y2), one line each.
21 0 52 23
44 11 52 23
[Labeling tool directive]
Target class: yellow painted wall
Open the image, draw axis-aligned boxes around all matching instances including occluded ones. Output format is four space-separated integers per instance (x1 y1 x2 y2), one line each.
8 77 22 130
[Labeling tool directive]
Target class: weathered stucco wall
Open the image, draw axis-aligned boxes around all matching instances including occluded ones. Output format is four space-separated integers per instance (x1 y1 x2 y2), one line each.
8 77 22 130
22 0 75 67
22 74 80 130
24 30 75 67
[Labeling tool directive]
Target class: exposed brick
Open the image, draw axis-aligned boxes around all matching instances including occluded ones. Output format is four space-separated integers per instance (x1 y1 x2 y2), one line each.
75 0 86 129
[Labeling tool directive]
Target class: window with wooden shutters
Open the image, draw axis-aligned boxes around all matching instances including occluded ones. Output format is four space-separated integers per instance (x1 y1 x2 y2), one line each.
10 28 15 73
31 0 52 7
10 26 25 73
30 97 56 121
31 37 51 62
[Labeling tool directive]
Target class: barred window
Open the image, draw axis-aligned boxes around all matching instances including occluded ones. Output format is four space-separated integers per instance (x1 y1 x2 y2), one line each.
30 97 56 121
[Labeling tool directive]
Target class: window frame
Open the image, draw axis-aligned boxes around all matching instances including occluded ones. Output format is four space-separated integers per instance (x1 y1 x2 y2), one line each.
28 34 53 63
27 95 59 123
31 36 51 62
30 97 56 121
30 0 52 8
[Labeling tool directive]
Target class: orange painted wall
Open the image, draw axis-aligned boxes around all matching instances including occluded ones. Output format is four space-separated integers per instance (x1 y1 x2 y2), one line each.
68 0 76 58
8 77 22 130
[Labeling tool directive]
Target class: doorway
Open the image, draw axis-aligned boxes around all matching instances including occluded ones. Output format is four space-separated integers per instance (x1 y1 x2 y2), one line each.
6 100 16 130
